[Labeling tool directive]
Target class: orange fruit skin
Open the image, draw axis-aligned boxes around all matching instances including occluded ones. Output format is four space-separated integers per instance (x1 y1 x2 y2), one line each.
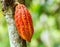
14 4 34 42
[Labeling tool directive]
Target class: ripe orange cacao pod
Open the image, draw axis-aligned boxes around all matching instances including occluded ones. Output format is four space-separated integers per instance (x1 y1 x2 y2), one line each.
14 3 34 42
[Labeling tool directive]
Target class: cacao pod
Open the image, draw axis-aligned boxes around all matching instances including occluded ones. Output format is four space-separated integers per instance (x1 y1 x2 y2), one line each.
14 3 34 42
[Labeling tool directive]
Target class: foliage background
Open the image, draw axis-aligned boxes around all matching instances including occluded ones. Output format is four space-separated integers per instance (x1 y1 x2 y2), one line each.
0 0 60 47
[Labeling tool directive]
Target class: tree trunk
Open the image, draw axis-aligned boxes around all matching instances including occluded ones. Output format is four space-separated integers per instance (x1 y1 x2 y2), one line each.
2 0 29 47
5 7 22 47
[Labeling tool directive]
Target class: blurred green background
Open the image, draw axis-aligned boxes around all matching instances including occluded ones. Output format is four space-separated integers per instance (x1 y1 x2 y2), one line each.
0 0 60 47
